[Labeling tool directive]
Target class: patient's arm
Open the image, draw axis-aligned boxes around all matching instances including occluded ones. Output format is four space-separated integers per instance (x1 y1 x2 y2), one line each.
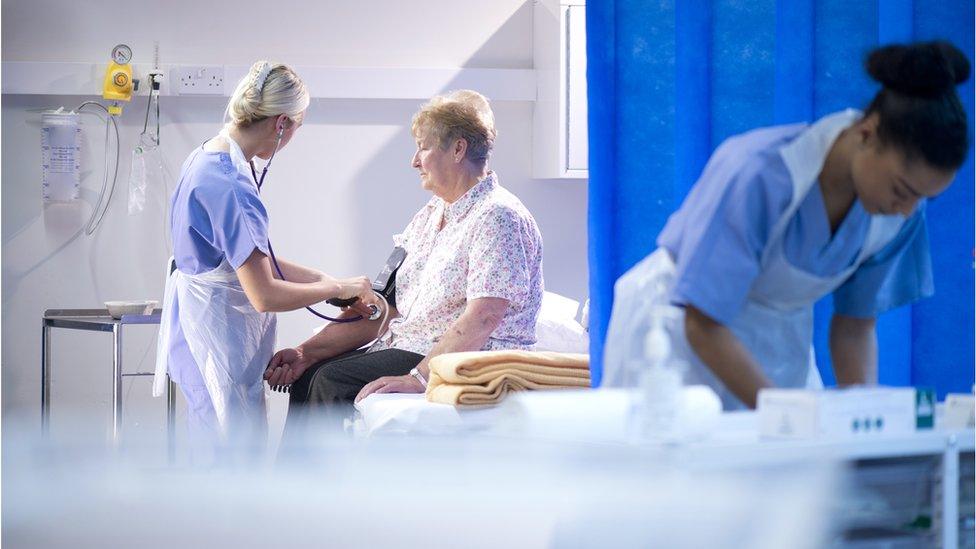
305 302 399 362
354 297 508 402
264 303 399 387
415 297 508 378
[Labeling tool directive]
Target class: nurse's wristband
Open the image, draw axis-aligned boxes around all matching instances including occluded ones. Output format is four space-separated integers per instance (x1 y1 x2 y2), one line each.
409 367 428 389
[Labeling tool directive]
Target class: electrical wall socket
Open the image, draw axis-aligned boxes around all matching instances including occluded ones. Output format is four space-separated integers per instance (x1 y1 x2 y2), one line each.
177 65 224 95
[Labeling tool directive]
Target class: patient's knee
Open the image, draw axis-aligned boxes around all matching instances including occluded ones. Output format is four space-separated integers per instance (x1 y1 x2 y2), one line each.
304 365 350 405
288 361 331 405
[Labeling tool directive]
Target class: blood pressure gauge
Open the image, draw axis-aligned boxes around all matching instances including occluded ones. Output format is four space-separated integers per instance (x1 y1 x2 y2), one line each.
111 44 132 65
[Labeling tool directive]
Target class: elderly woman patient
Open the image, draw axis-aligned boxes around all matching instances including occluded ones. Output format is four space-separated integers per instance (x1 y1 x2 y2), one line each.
264 90 544 423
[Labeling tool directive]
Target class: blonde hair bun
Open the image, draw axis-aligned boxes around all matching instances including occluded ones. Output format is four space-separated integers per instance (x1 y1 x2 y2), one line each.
225 61 310 127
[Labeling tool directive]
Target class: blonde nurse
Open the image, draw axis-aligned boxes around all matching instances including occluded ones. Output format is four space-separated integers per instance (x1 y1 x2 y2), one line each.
155 61 379 444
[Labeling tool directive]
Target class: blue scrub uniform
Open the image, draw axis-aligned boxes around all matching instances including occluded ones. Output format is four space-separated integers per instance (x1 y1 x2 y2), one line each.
657 123 933 324
602 110 934 407
165 147 270 430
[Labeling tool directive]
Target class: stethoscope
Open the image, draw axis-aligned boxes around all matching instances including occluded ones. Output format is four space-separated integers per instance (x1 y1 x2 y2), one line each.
248 128 380 324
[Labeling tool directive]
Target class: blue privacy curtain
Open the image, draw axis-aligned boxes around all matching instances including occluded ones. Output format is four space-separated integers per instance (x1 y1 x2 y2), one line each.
587 0 974 397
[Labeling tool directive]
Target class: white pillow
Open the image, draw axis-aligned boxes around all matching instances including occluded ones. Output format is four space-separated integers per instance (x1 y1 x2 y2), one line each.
532 292 589 353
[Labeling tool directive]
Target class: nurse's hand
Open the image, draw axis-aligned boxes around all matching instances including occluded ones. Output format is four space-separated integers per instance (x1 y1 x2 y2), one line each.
335 276 382 316
265 347 313 387
355 374 424 403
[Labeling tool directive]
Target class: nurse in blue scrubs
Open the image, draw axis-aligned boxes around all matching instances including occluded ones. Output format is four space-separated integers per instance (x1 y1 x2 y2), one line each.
603 41 971 409
153 61 379 444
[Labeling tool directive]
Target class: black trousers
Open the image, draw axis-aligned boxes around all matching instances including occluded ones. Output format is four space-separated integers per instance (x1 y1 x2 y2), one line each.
284 348 424 433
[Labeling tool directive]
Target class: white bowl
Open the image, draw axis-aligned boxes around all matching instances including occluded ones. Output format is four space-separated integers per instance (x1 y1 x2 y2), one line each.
105 300 158 319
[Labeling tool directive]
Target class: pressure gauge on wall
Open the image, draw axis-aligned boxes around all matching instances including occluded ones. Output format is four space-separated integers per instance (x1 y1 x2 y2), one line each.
111 44 132 65
103 44 134 113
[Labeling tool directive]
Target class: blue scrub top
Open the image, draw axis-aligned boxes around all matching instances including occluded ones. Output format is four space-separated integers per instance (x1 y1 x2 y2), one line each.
165 147 271 385
657 122 934 326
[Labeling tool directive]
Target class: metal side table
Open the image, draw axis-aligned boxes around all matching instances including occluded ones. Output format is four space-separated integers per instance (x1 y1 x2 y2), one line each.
41 308 176 452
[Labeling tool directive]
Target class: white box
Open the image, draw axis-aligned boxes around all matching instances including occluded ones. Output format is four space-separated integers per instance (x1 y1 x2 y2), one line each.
942 393 975 429
757 387 917 440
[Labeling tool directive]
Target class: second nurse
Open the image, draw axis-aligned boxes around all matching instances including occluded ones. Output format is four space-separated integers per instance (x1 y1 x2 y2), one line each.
604 41 971 409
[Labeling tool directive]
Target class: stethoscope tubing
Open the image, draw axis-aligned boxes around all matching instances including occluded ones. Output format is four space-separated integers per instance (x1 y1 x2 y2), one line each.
250 133 365 323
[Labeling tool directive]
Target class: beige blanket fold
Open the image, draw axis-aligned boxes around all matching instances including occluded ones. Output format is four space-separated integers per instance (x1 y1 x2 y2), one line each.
426 350 591 406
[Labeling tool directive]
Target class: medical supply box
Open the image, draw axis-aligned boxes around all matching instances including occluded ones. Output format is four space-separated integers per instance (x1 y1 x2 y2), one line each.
757 387 916 440
942 393 975 429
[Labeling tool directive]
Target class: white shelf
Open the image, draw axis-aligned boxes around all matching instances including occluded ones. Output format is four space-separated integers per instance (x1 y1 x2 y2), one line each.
0 62 537 101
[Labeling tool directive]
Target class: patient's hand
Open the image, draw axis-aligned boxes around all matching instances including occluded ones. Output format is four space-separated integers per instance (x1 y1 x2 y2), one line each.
265 347 313 387
354 374 424 403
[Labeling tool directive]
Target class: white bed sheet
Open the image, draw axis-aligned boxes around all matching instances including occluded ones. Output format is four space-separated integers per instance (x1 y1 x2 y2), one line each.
353 388 730 444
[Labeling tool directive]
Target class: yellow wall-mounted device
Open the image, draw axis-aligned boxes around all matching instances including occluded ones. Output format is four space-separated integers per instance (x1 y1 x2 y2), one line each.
102 44 133 115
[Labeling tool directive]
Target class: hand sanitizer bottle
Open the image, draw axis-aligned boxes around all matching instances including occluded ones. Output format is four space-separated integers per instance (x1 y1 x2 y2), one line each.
629 306 685 442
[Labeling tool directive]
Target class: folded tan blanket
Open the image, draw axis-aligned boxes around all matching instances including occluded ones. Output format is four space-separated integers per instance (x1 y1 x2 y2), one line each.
426 350 590 406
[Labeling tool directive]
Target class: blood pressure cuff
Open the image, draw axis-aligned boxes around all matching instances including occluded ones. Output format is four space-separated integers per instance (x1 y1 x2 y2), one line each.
372 246 406 310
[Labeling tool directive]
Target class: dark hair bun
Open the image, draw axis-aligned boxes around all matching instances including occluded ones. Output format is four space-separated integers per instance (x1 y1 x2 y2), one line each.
866 41 971 97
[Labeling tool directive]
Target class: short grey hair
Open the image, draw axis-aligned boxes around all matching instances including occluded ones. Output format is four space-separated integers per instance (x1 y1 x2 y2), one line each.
411 89 497 168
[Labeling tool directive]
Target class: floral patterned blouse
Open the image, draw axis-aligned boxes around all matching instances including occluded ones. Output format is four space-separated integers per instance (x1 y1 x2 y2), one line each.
369 172 544 356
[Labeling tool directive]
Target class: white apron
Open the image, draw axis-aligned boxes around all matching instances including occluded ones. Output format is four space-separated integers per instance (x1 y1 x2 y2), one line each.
154 259 275 436
602 110 906 409
153 130 276 437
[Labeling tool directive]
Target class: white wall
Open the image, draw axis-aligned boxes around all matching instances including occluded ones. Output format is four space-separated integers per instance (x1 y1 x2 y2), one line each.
1 0 589 441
